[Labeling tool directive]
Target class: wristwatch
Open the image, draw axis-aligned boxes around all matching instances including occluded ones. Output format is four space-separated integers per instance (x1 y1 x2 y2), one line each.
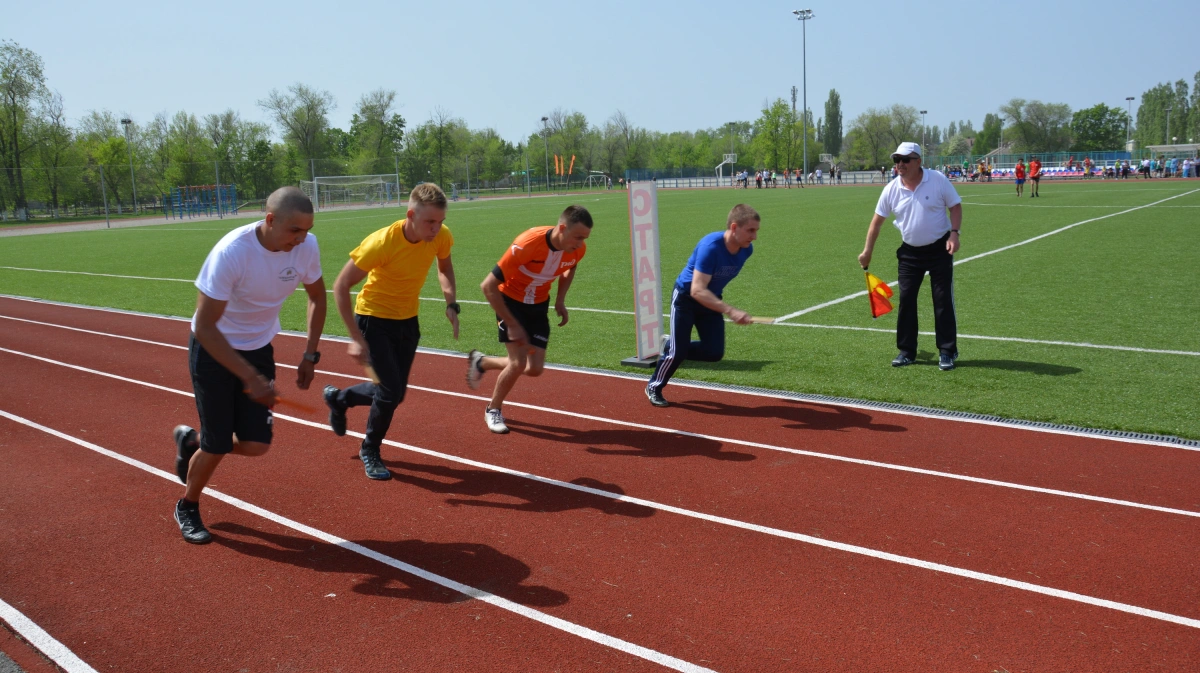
447 302 461 315
303 351 321 364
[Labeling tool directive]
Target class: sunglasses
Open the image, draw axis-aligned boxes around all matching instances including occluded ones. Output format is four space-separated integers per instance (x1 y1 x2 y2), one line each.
892 156 918 164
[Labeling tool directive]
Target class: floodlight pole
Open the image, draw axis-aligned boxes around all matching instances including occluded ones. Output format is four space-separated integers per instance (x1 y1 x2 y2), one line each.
541 117 550 193
920 110 927 156
793 10 813 179
121 118 137 214
1125 97 1135 144
465 155 471 200
1165 107 1172 145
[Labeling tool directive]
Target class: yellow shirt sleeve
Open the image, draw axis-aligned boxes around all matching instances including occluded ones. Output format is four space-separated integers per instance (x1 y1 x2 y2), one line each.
435 225 454 260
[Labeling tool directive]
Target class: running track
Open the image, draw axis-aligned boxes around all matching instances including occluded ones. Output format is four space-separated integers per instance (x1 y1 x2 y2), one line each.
0 295 1197 672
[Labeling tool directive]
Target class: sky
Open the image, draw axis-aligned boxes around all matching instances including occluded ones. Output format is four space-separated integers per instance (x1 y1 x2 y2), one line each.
6 0 1199 143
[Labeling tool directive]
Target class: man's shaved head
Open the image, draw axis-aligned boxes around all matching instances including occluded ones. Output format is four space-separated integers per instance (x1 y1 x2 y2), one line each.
266 186 314 222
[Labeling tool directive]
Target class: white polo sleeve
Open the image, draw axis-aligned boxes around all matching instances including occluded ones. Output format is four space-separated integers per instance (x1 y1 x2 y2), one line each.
874 183 894 218
940 173 962 208
194 247 239 301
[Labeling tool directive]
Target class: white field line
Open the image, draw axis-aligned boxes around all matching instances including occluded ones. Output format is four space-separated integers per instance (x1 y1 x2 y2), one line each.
1 296 1195 450
0 409 713 673
1 364 1198 632
4 320 1200 518
2 265 1194 352
775 188 1200 322
0 267 642 316
768 321 1200 357
0 597 99 673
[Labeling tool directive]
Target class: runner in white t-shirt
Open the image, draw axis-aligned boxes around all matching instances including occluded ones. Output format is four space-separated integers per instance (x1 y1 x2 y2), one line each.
171 186 327 544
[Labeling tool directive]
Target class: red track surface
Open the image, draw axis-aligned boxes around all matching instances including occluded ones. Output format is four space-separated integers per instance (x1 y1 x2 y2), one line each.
1 295 1198 672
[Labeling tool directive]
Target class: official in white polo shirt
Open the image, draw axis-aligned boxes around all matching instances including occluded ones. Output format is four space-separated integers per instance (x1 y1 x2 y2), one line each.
858 142 963 370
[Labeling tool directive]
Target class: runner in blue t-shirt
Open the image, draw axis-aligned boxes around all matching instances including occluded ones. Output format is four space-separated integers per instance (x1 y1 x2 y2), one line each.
646 204 760 407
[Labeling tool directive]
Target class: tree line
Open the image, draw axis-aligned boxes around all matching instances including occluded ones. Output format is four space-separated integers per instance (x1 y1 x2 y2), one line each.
2 37 1198 219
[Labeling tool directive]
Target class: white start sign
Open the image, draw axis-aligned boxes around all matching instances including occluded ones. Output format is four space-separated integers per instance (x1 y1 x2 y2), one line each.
627 181 662 360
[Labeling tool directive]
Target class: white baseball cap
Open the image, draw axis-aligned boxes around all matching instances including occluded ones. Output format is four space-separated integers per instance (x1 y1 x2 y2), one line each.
892 142 922 158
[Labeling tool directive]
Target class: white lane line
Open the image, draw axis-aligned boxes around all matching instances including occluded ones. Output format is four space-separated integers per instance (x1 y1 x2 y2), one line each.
0 597 99 673
775 188 1200 322
0 266 194 283
3 295 1195 449
0 409 715 673
3 383 1199 633
768 321 1200 357
8 311 1200 494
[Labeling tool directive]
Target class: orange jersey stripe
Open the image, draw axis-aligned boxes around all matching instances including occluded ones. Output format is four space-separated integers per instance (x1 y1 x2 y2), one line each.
496 226 586 304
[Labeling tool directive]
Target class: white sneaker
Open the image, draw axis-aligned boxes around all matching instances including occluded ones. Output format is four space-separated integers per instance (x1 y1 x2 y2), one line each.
484 407 509 434
466 350 484 390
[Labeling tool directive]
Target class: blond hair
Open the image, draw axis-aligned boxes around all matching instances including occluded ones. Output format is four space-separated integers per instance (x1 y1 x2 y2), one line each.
408 183 448 210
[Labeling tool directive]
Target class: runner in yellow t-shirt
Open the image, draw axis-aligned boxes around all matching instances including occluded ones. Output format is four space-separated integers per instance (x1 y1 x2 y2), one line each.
323 183 459 480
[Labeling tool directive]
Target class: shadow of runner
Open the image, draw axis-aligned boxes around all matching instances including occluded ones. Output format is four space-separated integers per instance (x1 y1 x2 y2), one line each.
381 459 654 518
954 359 1082 376
670 399 906 433
505 419 757 462
209 522 569 606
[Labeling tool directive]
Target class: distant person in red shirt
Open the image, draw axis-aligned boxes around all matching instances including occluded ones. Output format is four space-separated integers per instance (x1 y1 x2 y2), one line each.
1014 160 1026 197
1028 157 1042 197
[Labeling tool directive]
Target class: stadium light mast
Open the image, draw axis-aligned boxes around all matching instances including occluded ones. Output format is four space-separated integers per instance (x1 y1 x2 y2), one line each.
541 116 550 192
121 117 137 214
919 110 927 156
1125 96 1135 143
792 9 814 178
1165 107 1172 145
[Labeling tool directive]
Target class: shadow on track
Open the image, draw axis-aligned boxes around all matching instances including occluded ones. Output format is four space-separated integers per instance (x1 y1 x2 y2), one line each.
680 359 774 373
210 522 569 606
506 419 757 462
379 458 655 518
915 351 1082 375
669 399 906 433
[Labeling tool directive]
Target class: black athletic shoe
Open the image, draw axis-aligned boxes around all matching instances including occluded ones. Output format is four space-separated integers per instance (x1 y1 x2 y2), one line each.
174 500 212 544
939 350 959 371
645 385 669 407
360 449 391 480
324 385 347 437
891 352 916 367
173 425 199 485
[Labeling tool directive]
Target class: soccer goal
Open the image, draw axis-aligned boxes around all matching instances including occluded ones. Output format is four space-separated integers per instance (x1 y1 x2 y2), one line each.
299 174 401 211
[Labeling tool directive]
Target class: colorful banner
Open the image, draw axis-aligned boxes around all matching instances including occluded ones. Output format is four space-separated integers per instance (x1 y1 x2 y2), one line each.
628 182 662 360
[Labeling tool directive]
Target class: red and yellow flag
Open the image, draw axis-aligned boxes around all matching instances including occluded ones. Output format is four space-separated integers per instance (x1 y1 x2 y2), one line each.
554 154 561 175
865 271 894 319
568 155 576 175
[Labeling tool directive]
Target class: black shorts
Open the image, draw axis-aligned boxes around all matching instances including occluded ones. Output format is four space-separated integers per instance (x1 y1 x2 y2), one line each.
497 295 550 349
189 335 275 454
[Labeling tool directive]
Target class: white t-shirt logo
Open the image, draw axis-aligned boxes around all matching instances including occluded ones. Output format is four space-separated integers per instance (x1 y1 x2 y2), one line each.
278 267 298 283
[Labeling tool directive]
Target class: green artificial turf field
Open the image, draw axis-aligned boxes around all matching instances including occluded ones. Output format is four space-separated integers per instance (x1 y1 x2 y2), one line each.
2 180 1197 438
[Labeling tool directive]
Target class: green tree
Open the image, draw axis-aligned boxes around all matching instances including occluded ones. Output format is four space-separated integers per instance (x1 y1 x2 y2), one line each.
1134 80 1189 148
821 89 843 156
974 113 1003 154
0 40 48 217
999 99 1073 152
258 83 336 179
1070 103 1129 151
348 89 405 175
